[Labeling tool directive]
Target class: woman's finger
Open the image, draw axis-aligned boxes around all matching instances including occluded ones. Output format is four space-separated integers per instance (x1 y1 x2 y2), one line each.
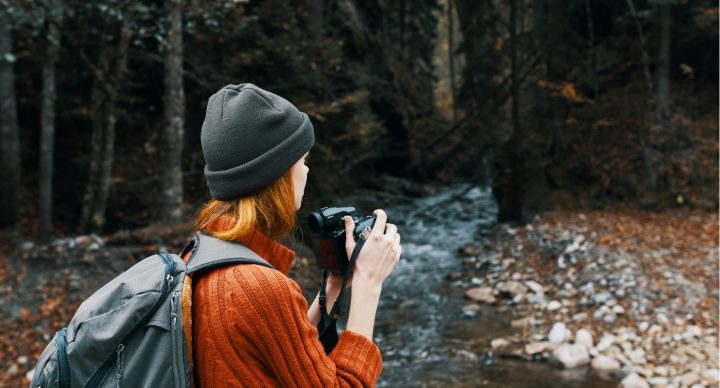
370 209 387 238
385 223 397 241
344 216 356 250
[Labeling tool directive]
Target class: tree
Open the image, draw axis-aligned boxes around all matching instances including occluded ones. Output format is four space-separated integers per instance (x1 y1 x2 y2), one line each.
38 2 63 241
655 1 672 126
160 0 185 224
0 12 20 229
78 11 134 233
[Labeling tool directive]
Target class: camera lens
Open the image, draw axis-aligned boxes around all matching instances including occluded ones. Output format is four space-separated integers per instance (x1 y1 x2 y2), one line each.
307 212 324 234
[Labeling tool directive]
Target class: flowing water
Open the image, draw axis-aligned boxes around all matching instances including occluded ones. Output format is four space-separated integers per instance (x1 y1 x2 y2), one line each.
339 184 613 387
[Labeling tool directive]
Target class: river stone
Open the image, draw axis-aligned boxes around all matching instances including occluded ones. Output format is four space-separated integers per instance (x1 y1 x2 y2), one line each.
548 323 570 345
491 338 511 350
547 300 562 311
702 369 719 384
525 342 548 355
575 329 593 350
552 344 589 368
594 292 611 304
653 366 669 377
464 287 496 304
525 280 544 294
648 377 668 386
680 373 701 386
591 355 620 372
620 373 649 388
595 334 616 352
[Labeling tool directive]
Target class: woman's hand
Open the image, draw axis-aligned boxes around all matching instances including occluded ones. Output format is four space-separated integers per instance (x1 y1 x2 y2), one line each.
343 209 402 290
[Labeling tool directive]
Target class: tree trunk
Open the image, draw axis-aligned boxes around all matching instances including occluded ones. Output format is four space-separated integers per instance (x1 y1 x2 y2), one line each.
38 21 61 241
626 0 654 95
584 0 598 100
161 0 185 224
655 3 672 125
497 0 526 223
0 20 20 229
308 0 325 40
448 0 457 123
79 21 133 233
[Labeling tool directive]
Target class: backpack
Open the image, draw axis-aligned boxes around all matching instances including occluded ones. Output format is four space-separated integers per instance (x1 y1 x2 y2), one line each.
29 232 273 388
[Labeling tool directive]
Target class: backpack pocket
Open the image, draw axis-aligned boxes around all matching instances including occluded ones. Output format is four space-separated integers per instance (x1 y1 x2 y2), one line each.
29 332 60 388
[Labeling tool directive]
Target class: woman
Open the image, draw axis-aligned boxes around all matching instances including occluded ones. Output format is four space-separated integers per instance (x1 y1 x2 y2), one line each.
187 83 401 386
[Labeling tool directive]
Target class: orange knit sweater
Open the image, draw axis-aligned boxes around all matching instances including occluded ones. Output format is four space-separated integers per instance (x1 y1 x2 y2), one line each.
188 230 383 387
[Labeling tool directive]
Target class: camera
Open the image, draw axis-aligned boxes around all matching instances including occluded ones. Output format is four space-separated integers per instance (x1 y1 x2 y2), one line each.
307 206 379 274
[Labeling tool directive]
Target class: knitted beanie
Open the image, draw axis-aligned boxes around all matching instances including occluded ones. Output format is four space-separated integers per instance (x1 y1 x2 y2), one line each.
201 84 315 199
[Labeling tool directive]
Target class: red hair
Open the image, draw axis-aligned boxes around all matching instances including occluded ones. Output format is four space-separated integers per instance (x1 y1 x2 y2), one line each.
195 169 296 240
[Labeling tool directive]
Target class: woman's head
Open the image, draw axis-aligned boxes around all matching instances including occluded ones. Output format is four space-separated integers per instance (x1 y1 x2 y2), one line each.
200 83 314 200
196 84 314 240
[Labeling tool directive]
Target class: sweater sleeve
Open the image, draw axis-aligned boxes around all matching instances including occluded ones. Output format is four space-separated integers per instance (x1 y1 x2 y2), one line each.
231 266 383 387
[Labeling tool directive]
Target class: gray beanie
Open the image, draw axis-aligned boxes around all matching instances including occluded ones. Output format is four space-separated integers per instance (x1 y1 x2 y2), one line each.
201 83 315 199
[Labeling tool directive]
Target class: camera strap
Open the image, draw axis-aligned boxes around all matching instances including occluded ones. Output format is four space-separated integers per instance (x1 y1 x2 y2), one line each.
317 237 367 354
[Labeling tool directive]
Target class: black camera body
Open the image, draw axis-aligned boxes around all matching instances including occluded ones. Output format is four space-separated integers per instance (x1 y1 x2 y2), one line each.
307 206 378 274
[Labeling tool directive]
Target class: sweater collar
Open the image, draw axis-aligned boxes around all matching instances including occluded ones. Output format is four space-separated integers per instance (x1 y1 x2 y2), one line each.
237 229 295 275
203 217 295 275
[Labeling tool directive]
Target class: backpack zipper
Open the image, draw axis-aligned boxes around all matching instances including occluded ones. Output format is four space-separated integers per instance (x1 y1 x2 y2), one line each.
170 289 187 388
85 254 176 388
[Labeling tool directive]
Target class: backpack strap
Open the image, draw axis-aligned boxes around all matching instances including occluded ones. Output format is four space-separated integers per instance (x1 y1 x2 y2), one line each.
182 232 274 275
178 232 274 386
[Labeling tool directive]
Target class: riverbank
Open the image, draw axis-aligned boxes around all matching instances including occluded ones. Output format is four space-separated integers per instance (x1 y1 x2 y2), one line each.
457 208 718 387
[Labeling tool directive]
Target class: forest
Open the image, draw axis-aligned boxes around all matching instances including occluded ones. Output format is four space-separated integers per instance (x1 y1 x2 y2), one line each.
0 0 718 387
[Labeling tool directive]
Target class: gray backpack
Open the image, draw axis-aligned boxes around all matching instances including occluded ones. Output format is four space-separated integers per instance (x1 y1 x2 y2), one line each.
29 232 273 388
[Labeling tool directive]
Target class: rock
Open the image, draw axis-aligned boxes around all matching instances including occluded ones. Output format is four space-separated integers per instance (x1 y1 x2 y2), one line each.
506 281 527 297
455 349 479 361
653 366 669 377
648 377 669 386
547 300 562 311
491 338 511 350
594 292 612 304
621 373 650 388
680 373 700 386
511 272 522 280
656 313 670 326
446 272 462 281
548 323 570 345
525 280 544 294
458 245 480 256
591 355 621 372
572 312 588 322
21 241 35 251
683 325 702 339
552 344 590 368
613 305 626 315
575 329 594 350
526 292 547 305
464 287 496 304
595 334 616 352
638 322 649 332
525 342 548 355
26 368 35 382
511 316 539 328
701 369 719 384
74 235 94 247
594 305 610 319
471 277 483 285
626 348 646 365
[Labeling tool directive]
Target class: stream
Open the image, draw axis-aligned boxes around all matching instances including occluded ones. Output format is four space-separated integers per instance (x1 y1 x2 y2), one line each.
338 184 611 387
